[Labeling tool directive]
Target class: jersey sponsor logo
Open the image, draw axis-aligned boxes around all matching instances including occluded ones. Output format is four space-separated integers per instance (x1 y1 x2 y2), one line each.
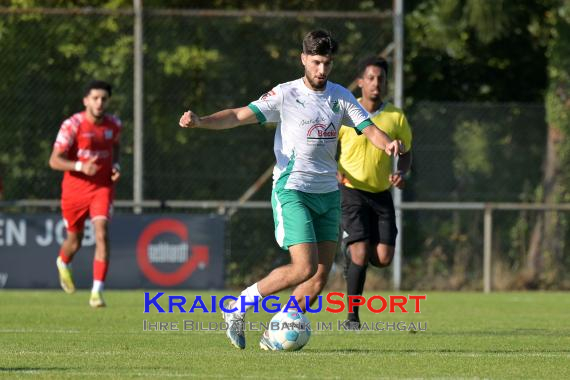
300 116 326 126
81 132 95 138
260 90 276 100
306 122 337 145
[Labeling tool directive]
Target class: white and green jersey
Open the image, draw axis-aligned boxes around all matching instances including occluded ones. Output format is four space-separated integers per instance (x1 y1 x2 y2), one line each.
248 78 373 193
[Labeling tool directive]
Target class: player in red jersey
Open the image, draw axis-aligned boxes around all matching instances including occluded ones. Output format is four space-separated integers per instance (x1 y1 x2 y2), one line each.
49 80 122 308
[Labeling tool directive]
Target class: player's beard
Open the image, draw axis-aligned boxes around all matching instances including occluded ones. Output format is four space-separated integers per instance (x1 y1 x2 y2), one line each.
368 91 381 102
305 75 327 91
87 107 105 122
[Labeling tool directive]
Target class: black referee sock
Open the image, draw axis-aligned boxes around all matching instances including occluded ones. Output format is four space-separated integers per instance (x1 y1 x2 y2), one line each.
346 261 367 322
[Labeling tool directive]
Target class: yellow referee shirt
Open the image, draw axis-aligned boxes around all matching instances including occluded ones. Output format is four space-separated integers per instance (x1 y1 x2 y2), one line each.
338 101 412 193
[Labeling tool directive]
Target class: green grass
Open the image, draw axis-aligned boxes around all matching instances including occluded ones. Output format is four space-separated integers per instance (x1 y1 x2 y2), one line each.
1 290 569 379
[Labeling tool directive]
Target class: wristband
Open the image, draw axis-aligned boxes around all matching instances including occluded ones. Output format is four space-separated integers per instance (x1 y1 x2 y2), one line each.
113 163 121 172
74 161 83 172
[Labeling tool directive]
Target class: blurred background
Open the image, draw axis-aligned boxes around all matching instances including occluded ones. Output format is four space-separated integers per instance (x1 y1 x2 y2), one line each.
0 0 568 291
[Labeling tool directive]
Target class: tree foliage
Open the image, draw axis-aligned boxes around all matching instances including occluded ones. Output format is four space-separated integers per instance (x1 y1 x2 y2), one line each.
405 0 551 102
525 0 570 286
404 0 569 288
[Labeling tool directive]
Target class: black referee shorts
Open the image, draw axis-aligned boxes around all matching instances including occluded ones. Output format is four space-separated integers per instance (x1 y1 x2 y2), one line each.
340 185 397 246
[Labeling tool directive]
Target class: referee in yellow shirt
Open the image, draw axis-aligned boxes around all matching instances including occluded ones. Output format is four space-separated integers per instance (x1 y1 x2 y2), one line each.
337 56 413 328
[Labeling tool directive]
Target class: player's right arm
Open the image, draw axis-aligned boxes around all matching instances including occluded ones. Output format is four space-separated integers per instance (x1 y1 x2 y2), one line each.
179 106 257 130
49 149 98 176
50 116 99 175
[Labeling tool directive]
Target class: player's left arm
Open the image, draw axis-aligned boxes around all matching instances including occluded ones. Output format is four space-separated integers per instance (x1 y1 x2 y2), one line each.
342 90 401 157
389 113 413 189
362 125 402 157
111 143 121 182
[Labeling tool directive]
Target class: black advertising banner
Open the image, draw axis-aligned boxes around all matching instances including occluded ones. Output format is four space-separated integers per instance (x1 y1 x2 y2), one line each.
0 214 225 289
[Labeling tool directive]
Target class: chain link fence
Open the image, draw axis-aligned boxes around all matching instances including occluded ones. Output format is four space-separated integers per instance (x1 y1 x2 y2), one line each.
401 102 569 290
408 102 546 202
0 7 393 202
0 9 135 200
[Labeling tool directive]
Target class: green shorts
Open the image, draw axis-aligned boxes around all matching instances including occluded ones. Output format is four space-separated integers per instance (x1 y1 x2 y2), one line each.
271 187 341 250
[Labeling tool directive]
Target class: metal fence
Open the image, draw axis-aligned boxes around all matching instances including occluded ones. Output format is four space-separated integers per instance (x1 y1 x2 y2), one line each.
2 199 569 291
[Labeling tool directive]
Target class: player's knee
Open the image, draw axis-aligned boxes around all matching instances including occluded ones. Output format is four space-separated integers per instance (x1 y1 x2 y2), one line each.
302 265 318 283
311 273 328 293
350 253 368 266
349 244 368 266
66 234 83 252
69 239 82 252
373 245 394 267
377 255 393 267
292 263 318 283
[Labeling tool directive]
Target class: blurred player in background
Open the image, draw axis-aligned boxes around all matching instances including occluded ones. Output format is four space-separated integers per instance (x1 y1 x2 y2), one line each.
337 56 412 328
179 30 403 349
49 80 122 308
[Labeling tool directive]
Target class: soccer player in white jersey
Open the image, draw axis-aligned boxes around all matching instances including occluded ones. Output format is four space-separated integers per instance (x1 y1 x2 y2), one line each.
179 30 402 350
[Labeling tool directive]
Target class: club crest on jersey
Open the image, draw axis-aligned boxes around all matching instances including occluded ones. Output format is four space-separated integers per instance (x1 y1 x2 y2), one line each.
306 123 337 145
104 129 114 140
330 100 340 113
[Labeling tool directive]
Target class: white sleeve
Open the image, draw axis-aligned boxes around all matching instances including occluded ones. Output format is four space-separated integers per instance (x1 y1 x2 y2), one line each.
247 85 282 124
340 89 372 134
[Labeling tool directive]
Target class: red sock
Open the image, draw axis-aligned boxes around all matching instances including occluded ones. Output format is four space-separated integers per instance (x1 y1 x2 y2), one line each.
59 249 72 264
93 259 109 282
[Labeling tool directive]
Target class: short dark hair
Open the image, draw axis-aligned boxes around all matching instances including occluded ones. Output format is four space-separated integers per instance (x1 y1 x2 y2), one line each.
357 56 389 78
84 80 112 97
302 29 338 56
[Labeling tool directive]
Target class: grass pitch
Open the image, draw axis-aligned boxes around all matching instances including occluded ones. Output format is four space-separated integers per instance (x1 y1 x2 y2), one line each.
1 290 569 379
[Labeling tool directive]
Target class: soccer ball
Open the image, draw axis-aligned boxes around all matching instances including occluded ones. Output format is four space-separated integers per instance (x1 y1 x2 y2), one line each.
266 310 311 351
